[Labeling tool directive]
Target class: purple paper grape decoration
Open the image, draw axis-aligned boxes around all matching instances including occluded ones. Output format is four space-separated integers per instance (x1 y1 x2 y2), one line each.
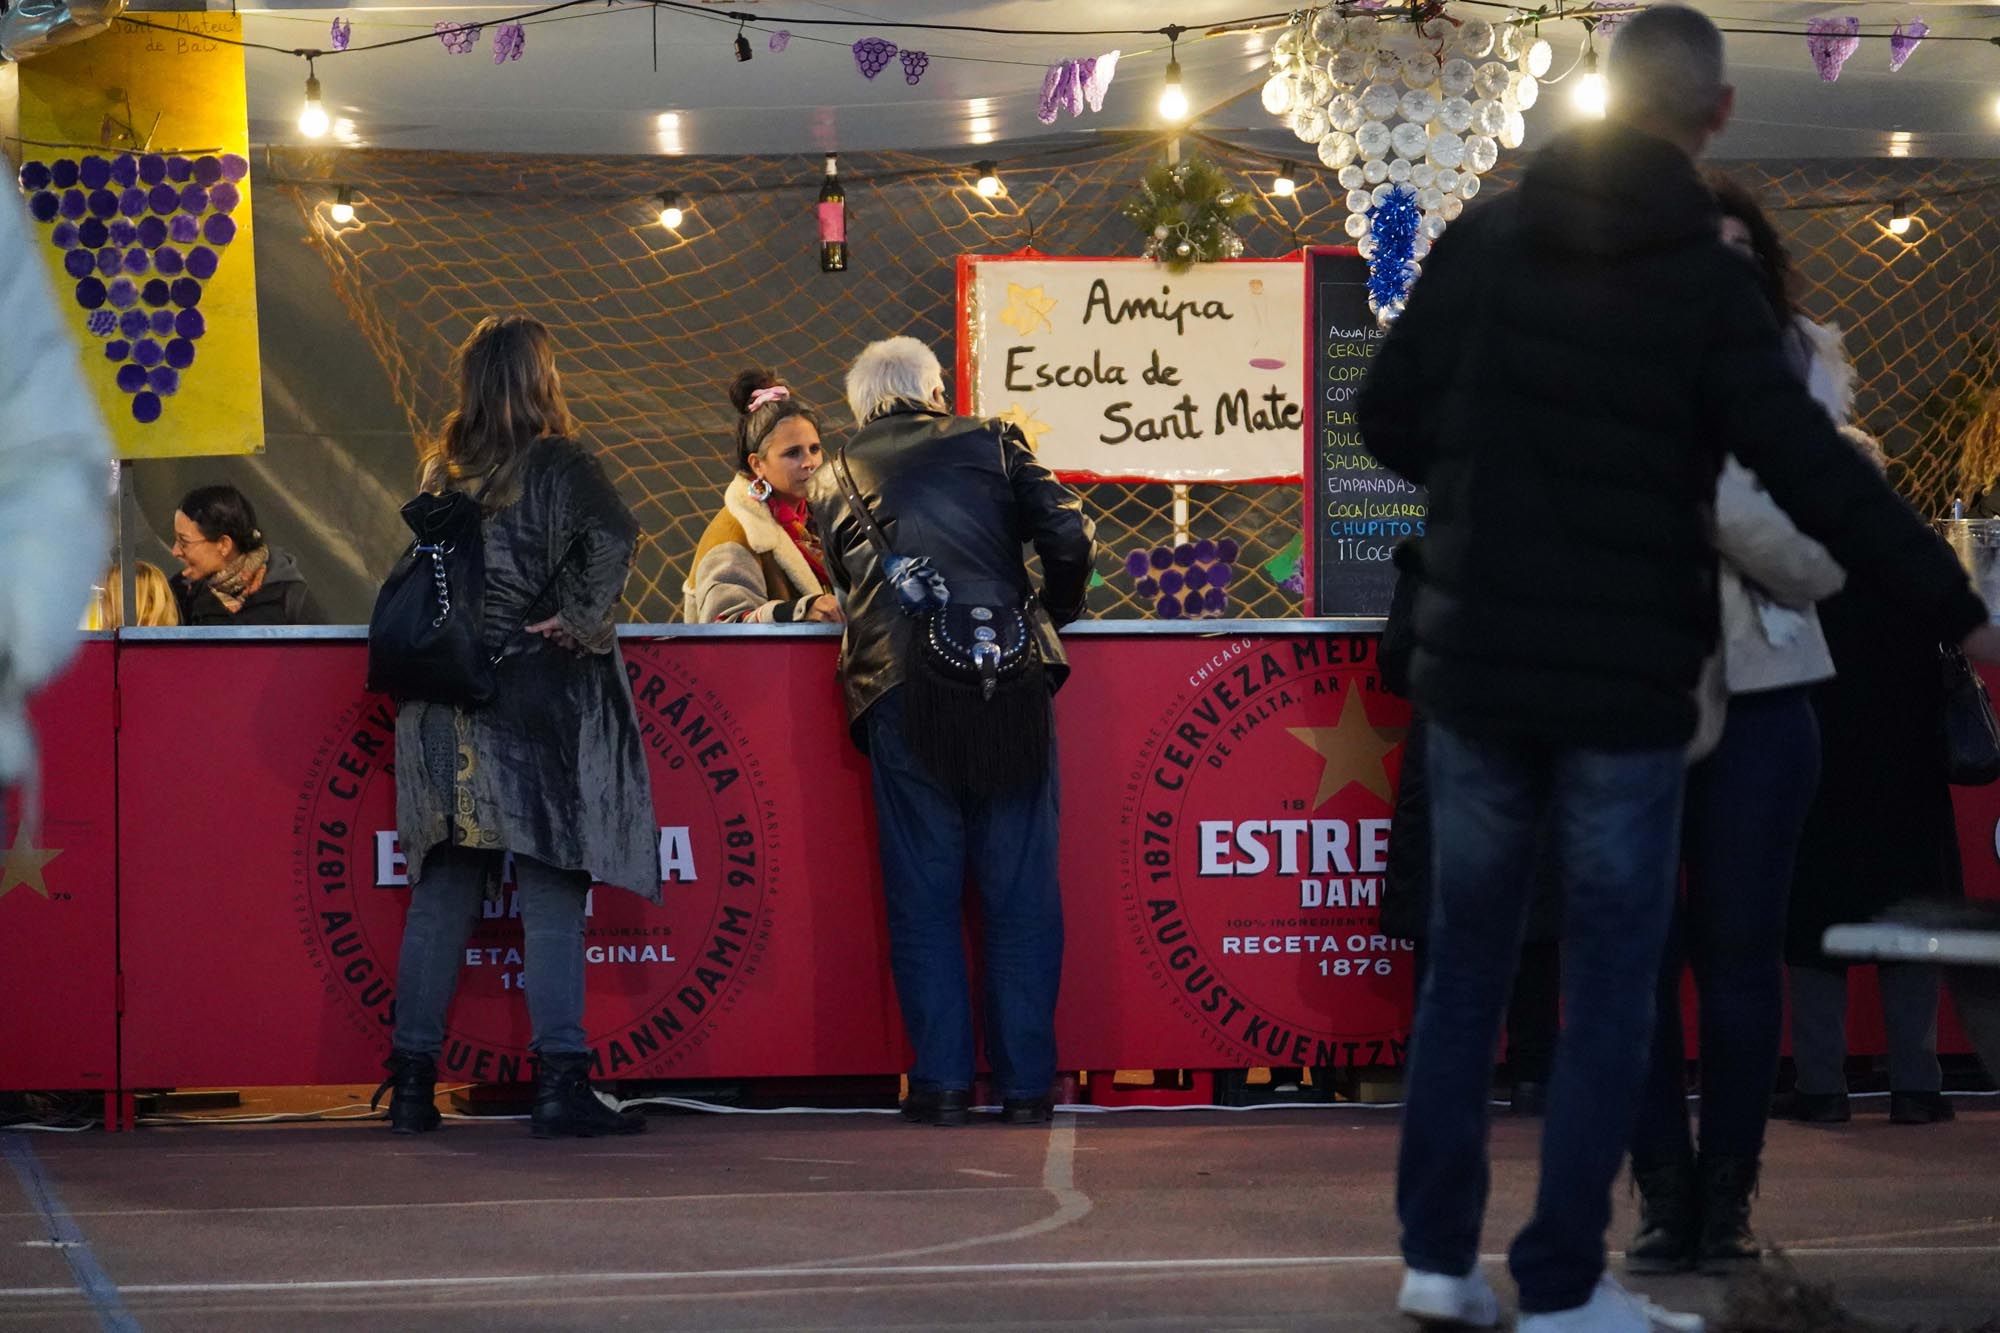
94 248 120 278
132 393 162 425
118 310 148 339
1149 546 1173 571
142 279 170 308
1209 562 1234 590
51 160 78 188
167 157 192 183
149 184 179 215
170 278 203 309
138 155 166 185
435 21 481 53
57 191 85 220
18 162 51 190
180 183 209 215
110 156 138 188
209 182 241 214
105 340 129 362
155 247 183 275
1890 19 1928 72
79 157 111 190
220 155 248 182
148 367 180 396
330 16 352 51
29 192 60 224
899 49 929 85
1173 543 1196 567
64 251 95 279
1038 61 1082 125
87 310 117 338
769 30 790 52
852 37 896 79
1279 570 1306 597
1158 594 1184 619
1184 565 1209 591
118 187 147 218
1806 17 1861 82
175 309 206 340
202 215 237 247
492 22 525 63
87 189 118 219
170 215 199 245
149 310 176 337
1137 577 1159 598
77 219 107 249
1159 569 1184 595
123 248 150 275
116 364 146 393
109 220 137 246
1204 588 1227 614
187 248 219 280
166 338 196 369
1193 538 1217 562
1123 550 1149 579
133 338 162 368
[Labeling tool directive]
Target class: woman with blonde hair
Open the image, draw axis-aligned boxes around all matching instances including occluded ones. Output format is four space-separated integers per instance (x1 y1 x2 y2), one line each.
685 368 838 623
375 314 656 1139
86 563 180 628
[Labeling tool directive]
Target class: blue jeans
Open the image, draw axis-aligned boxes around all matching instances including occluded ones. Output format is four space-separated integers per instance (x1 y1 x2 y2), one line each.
1398 721 1685 1314
391 846 592 1056
1633 687 1818 1168
864 688 1064 1100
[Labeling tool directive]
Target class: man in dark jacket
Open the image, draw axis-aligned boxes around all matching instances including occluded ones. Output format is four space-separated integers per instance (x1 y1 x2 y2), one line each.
1359 7 1999 1331
809 336 1094 1127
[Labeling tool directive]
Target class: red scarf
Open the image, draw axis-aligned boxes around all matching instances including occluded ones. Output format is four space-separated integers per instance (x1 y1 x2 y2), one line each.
767 493 829 589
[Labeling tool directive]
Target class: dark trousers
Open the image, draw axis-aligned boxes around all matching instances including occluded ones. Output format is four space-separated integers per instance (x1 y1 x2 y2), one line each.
1634 686 1818 1168
1412 939 1562 1085
864 688 1064 1101
1397 720 1684 1314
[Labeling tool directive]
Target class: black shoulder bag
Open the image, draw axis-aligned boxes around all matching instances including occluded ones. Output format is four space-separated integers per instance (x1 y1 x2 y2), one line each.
831 443 1051 797
1942 645 2000 786
366 474 574 707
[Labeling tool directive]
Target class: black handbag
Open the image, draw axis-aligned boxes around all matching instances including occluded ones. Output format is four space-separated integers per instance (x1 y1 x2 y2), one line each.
1941 645 2000 786
831 441 1050 796
366 477 572 707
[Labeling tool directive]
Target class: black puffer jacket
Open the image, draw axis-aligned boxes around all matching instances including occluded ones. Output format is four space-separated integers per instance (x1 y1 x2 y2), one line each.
807 407 1094 742
1359 124 1983 751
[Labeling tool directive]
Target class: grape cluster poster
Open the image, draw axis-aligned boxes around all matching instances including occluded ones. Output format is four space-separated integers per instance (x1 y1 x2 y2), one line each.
13 13 263 458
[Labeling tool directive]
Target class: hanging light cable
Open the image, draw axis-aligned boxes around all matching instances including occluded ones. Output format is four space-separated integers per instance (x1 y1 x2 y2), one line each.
298 58 330 139
1157 28 1189 124
734 19 752 62
1573 35 1607 119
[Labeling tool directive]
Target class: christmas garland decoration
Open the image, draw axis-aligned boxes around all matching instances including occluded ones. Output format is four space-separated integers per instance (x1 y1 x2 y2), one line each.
1367 183 1423 319
1121 156 1254 275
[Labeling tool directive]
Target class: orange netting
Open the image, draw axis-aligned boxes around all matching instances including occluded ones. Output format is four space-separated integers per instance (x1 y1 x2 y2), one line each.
273 140 2000 622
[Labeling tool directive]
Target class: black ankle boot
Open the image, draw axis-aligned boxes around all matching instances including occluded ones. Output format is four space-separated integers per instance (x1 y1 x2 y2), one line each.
1696 1154 1762 1272
371 1050 440 1135
530 1052 645 1139
1626 1159 1698 1274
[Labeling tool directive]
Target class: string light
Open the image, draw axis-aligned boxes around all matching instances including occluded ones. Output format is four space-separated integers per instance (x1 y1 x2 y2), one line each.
657 189 685 229
734 19 752 62
974 161 1003 198
1271 163 1298 197
1573 43 1607 118
1157 32 1189 123
298 62 330 140
1889 197 1914 235
329 185 355 226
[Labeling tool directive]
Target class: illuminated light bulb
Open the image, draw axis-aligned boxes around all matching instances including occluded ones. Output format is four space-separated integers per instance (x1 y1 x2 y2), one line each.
1889 198 1914 236
657 190 685 230
1158 57 1189 122
1272 164 1298 197
298 71 330 139
329 185 355 226
1573 49 1607 119
974 161 1002 198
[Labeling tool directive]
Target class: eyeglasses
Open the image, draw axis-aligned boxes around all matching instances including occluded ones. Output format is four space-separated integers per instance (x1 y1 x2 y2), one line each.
170 532 215 554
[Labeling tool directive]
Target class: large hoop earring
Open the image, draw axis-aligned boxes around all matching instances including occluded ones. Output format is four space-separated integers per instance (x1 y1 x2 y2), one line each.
747 477 774 503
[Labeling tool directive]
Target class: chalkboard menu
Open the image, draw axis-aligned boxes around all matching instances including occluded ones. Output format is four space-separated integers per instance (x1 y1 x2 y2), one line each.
1306 248 1426 617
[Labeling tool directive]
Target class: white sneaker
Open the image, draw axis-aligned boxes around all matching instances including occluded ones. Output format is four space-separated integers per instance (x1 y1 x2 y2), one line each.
1517 1275 1704 1333
1397 1265 1501 1328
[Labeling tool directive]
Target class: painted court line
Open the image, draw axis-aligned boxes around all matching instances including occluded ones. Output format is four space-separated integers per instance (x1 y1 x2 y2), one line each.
1 1136 140 1331
4 1246 1998 1302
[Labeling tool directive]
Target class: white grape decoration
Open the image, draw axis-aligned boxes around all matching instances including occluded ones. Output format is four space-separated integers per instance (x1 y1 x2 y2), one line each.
1266 5 1536 318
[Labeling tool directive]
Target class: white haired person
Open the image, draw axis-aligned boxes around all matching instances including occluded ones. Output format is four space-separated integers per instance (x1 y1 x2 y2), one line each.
685 368 840 624
807 336 1094 1126
0 185 112 799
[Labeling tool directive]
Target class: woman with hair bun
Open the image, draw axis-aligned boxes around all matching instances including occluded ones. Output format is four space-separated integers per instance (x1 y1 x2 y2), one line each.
685 369 839 624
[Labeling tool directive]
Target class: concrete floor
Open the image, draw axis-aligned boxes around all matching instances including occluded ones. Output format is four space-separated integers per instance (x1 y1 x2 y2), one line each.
2 1098 1997 1331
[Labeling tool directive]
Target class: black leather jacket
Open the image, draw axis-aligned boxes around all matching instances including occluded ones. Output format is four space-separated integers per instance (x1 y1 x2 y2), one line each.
807 407 1095 739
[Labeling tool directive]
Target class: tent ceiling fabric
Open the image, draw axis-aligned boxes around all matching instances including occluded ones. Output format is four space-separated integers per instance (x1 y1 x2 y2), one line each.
214 0 2000 157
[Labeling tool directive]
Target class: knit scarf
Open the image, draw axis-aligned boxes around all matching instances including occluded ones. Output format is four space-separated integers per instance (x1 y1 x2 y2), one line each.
767 493 829 589
202 546 270 615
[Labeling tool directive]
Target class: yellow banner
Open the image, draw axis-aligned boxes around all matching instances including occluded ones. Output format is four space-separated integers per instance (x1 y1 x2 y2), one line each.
15 14 263 458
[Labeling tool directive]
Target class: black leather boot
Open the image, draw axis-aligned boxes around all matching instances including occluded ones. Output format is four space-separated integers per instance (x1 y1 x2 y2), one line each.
371 1050 441 1135
1696 1154 1763 1272
1626 1159 1698 1274
530 1052 645 1139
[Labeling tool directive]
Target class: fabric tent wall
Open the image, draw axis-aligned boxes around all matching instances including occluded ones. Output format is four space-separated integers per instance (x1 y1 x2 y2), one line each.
131 138 2000 624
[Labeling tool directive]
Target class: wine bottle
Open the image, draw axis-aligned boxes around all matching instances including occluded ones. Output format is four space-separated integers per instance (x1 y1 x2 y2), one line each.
818 154 847 273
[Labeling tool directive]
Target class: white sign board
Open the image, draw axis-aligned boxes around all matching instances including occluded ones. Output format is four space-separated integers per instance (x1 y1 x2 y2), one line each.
960 257 1307 483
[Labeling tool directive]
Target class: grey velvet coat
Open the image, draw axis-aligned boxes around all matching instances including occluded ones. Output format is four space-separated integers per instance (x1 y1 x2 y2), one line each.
394 437 659 902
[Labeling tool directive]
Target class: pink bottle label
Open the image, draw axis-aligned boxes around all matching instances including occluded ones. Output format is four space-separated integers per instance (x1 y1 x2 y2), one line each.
817 201 846 244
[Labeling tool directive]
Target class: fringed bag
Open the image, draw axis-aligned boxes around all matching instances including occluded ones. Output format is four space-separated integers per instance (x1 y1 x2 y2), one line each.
832 445 1051 796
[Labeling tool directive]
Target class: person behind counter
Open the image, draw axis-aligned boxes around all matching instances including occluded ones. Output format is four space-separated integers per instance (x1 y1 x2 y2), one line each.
685 369 839 624
375 313 656 1140
85 562 181 629
169 484 324 625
